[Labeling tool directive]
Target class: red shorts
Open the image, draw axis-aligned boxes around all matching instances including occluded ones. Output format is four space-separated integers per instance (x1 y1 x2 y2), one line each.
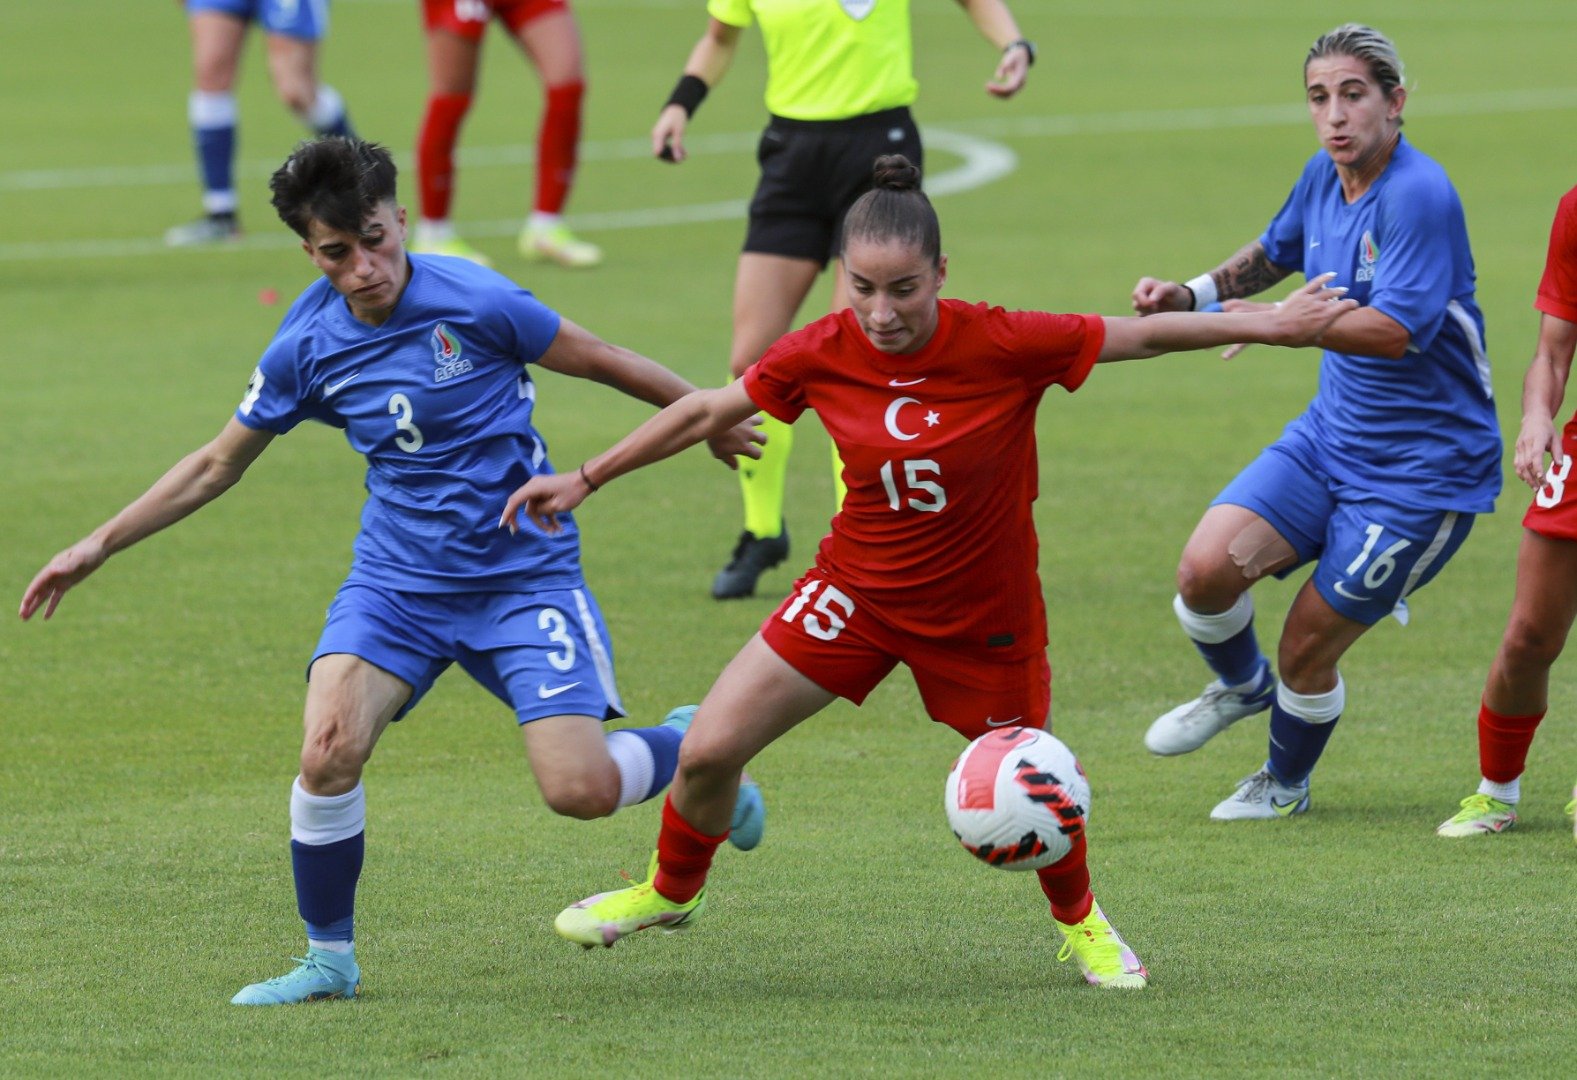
1524 420 1577 541
422 0 567 38
760 566 1052 741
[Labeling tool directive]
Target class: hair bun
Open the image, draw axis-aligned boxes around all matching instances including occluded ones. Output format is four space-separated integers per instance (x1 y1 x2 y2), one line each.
871 154 922 192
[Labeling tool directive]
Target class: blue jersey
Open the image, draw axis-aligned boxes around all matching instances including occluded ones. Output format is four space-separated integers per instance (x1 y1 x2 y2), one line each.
1259 136 1501 513
236 254 578 593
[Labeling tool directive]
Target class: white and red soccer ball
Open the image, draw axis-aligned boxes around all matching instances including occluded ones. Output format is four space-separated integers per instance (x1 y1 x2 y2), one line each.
944 727 1090 870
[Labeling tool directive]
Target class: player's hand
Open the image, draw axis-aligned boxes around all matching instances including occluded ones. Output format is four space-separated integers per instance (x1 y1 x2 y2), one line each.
705 415 766 468
1228 273 1353 359
1514 415 1563 491
19 537 107 621
652 106 689 164
986 45 1031 99
499 473 590 537
1131 277 1193 316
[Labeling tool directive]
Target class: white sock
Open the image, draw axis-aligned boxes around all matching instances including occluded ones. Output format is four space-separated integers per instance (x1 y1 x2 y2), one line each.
604 729 655 809
308 938 354 954
1478 776 1520 804
528 211 562 231
416 219 453 245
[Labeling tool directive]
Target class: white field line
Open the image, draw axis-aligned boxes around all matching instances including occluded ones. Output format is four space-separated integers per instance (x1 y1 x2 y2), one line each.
1 87 1573 262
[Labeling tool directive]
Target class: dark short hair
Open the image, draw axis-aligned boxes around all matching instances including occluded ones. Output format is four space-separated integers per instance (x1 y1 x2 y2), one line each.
269 136 398 239
840 154 941 267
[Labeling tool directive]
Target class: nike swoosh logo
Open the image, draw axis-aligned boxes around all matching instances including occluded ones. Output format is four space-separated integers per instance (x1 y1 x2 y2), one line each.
1310 240 1320 248
1332 581 1371 602
983 715 1023 728
1271 797 1303 817
537 682 582 699
323 372 361 397
888 377 927 387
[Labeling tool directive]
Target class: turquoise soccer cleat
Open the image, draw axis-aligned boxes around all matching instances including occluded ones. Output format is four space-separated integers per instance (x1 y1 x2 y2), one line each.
230 947 360 1005
661 706 767 851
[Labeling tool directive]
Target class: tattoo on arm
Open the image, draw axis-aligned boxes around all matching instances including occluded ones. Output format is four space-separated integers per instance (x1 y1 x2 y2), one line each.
1211 241 1291 302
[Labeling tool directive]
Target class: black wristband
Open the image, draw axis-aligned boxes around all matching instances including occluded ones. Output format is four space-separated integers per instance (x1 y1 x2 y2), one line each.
1004 39 1036 66
578 464 600 493
1180 284 1196 309
665 74 709 118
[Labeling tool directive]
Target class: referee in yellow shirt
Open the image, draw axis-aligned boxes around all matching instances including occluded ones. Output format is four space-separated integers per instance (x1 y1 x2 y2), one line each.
653 0 1035 599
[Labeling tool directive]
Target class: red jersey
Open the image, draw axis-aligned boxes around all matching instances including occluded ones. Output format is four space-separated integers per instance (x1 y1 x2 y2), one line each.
743 299 1104 660
1537 184 1577 325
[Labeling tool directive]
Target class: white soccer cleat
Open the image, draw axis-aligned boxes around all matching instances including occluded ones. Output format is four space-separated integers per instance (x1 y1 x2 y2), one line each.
1209 767 1309 821
1145 668 1276 756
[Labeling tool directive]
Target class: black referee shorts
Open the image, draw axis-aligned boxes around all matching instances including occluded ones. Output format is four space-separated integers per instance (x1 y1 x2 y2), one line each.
743 106 924 267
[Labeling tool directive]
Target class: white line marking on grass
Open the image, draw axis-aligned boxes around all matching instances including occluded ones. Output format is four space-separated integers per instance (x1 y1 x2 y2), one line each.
2 87 1573 261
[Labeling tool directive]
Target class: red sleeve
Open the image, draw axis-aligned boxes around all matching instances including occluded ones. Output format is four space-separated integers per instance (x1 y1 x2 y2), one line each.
1535 187 1577 323
989 309 1105 393
741 334 811 425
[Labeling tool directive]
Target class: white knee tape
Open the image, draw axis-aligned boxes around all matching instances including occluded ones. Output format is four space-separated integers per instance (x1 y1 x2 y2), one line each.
1173 592 1253 644
290 776 366 845
1276 676 1345 725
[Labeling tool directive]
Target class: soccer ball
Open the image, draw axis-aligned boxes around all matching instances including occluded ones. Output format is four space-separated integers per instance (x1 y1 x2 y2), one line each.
944 727 1089 871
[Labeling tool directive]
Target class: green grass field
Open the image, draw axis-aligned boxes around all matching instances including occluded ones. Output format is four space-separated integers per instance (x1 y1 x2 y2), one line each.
4 0 1577 1074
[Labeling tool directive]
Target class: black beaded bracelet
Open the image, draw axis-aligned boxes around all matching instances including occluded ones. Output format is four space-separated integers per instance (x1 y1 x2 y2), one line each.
1004 39 1037 66
665 74 709 118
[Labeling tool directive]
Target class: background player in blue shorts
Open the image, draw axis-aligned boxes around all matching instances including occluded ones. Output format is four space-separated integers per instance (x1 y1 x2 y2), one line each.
167 0 357 246
1128 24 1501 819
20 136 766 1004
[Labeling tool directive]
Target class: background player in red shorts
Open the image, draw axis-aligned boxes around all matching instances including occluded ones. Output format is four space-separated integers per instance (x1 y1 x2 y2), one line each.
1437 184 1577 840
411 0 601 268
499 156 1354 989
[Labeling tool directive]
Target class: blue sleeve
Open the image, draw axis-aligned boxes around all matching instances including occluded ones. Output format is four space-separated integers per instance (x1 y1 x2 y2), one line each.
494 281 563 365
235 334 310 434
1258 158 1319 274
1367 172 1459 352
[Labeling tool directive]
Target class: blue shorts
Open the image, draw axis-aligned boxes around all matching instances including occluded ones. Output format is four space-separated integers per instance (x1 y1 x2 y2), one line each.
312 581 626 724
1212 430 1476 626
187 0 330 40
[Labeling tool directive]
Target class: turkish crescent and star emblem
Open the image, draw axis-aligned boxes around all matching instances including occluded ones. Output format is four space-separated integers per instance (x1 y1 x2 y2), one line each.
883 396 940 441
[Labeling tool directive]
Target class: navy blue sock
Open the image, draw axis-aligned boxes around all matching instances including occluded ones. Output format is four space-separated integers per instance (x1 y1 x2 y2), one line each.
1267 705 1340 787
1192 624 1269 689
291 833 364 943
194 124 235 203
622 724 683 802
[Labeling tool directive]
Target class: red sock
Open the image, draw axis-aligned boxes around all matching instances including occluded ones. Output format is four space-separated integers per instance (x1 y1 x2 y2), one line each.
652 794 727 904
1478 700 1545 783
416 92 472 222
534 81 583 215
1036 831 1093 925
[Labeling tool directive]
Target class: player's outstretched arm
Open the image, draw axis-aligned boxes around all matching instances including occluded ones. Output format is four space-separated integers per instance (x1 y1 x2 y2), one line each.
1515 313 1577 489
1098 273 1355 362
500 381 760 536
652 18 741 163
1132 240 1294 315
537 316 763 464
956 0 1031 98
19 419 274 621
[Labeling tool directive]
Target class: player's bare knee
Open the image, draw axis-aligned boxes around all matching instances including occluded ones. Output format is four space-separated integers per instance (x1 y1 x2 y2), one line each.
541 775 618 820
1500 615 1568 673
299 726 367 793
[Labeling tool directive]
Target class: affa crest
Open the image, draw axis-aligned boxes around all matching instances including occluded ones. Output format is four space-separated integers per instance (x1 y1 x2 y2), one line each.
1355 230 1379 283
432 323 473 382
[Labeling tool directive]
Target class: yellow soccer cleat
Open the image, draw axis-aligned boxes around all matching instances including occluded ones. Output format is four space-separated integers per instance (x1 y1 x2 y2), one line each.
555 853 705 948
1435 793 1517 837
409 235 493 268
1056 902 1149 990
519 222 603 268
